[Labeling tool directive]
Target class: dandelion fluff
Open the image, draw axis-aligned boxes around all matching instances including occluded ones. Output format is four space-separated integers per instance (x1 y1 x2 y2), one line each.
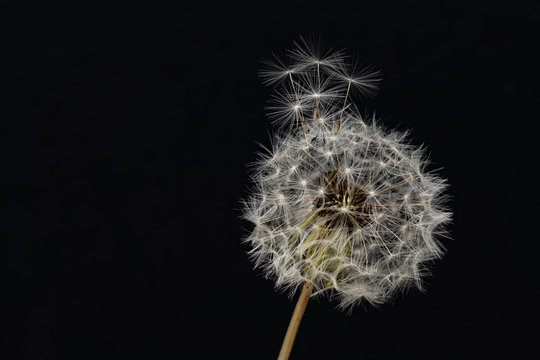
243 39 451 311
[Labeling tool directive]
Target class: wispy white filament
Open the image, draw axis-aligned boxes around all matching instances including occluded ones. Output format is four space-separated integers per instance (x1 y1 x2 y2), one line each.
243 39 451 310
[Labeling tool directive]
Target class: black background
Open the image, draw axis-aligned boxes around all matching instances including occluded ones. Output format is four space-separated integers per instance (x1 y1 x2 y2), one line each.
3 1 538 359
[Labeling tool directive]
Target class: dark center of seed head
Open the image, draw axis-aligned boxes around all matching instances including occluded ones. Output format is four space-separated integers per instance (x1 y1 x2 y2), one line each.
314 171 373 228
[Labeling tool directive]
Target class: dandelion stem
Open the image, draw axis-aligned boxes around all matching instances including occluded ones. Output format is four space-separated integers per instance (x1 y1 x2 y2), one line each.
336 79 352 134
278 282 313 360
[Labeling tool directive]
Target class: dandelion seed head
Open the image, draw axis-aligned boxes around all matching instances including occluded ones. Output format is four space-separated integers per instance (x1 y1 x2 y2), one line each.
243 39 451 310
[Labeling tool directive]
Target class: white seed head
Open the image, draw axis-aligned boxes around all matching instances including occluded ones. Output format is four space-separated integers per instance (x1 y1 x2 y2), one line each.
244 40 451 310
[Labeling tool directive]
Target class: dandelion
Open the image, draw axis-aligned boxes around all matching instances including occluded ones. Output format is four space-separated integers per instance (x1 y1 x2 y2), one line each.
242 38 451 359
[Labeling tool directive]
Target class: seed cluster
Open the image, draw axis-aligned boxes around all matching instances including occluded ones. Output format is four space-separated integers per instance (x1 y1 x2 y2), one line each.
314 170 373 229
242 40 451 309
